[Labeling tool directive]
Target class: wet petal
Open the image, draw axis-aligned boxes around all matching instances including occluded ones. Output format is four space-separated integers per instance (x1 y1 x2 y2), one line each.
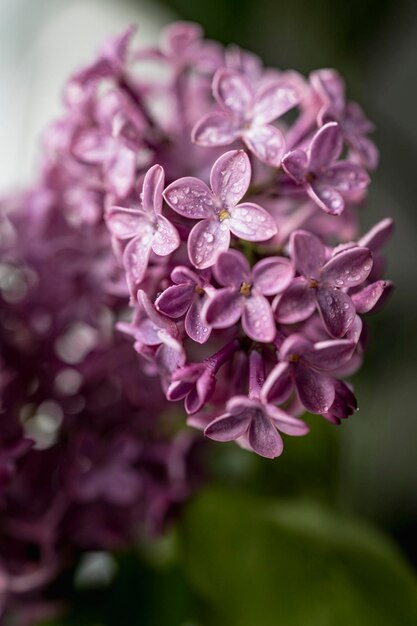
273 278 316 324
155 283 195 318
205 411 252 442
171 265 200 285
308 181 345 215
142 164 165 214
185 297 211 344
252 257 294 295
308 122 343 171
105 144 136 198
106 207 148 240
213 68 254 118
282 149 308 182
188 219 230 269
152 215 180 256
229 202 277 241
249 411 283 458
290 230 326 278
307 339 355 371
321 246 373 288
210 150 251 208
213 249 250 288
122 232 153 289
192 111 239 146
243 124 286 167
267 405 310 436
253 81 299 124
324 162 369 193
316 286 356 337
242 294 276 342
163 177 214 219
294 363 335 414
351 280 392 314
203 288 243 328
261 362 293 404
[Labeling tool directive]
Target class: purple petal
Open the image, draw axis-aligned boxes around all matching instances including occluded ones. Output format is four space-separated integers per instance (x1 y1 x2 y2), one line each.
242 294 275 342
321 246 373 288
210 150 251 208
152 215 180 256
316 286 356 337
191 111 239 146
142 164 164 214
205 412 251 442
213 68 254 118
351 280 391 314
105 144 136 198
171 266 200 285
324 162 370 193
358 218 394 252
72 128 111 162
261 362 293 404
290 230 326 278
163 177 214 219
155 284 195 318
306 339 355 371
187 219 230 269
310 68 345 111
253 81 299 124
308 122 343 171
252 257 294 295
203 288 243 328
267 405 310 436
345 314 363 345
352 135 379 170
106 207 147 240
282 149 308 183
308 181 345 215
213 249 249 288
273 278 316 324
243 125 286 167
123 232 153 289
185 297 211 344
280 334 314 361
167 379 193 401
294 363 335 414
249 411 283 458
229 202 277 241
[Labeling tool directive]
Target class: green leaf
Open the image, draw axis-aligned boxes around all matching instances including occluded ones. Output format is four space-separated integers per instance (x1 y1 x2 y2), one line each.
181 489 417 626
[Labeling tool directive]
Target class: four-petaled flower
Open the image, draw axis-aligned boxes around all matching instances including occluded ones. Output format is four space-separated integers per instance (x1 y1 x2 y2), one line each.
106 164 180 292
155 266 214 344
274 229 372 337
204 249 294 342
282 122 370 215
192 68 299 166
163 150 277 269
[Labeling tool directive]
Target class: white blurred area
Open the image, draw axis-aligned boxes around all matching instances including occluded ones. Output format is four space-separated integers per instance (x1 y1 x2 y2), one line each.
0 0 174 191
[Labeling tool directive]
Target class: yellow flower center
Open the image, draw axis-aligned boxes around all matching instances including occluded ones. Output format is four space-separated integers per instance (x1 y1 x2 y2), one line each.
239 282 252 297
309 279 319 288
219 209 231 222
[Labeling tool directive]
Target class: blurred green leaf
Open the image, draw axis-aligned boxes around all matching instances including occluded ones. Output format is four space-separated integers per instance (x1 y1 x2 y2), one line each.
181 489 417 626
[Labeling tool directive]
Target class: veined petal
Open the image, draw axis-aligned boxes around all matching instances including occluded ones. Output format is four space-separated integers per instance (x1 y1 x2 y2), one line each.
308 181 345 215
155 283 195 318
249 411 283 458
267 405 309 436
294 363 335 414
324 162 369 193
253 81 299 124
191 111 239 146
141 164 165 214
308 122 343 171
171 265 200 285
213 68 254 118
321 246 372 288
351 280 392 314
106 207 149 240
163 177 214 219
290 230 326 278
152 215 180 256
242 294 275 342
122 232 153 289
316 286 356 337
307 339 355 371
282 149 308 183
213 249 250 288
185 297 211 344
210 150 251 208
203 288 243 328
243 124 286 167
205 411 252 442
252 257 294 295
261 362 293 405
273 278 316 324
229 202 277 241
188 219 230 269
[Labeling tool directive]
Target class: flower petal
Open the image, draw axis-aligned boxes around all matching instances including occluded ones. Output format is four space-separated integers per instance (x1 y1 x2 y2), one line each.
213 249 249 288
155 283 195 318
324 161 369 194
163 177 214 219
141 164 165 215
210 150 251 208
106 207 147 240
282 149 308 182
358 218 394 252
104 144 136 198
290 230 326 278
307 339 355 371
261 362 293 404
203 288 243 328
252 257 294 295
242 294 276 342
229 202 277 241
253 81 299 124
205 411 252 442
321 246 372 288
273 278 316 324
185 297 211 344
187 219 230 269
213 68 254 118
267 405 309 436
249 411 283 458
308 122 343 171
351 280 392 314
294 363 335 414
152 215 180 256
191 111 239 146
122 232 153 289
308 181 345 215
316 286 356 337
243 124 286 166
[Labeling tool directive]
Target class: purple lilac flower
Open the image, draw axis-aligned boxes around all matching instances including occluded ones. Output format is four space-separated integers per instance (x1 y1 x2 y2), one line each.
192 68 299 165
106 164 180 292
204 249 294 342
274 229 373 337
282 122 370 214
163 150 277 268
155 266 213 343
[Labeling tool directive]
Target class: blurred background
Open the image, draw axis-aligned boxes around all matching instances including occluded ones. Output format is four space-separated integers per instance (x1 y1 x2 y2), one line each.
1 0 416 624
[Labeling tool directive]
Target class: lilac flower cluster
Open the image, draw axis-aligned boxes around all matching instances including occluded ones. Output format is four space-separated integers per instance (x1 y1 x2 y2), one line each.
0 24 394 619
